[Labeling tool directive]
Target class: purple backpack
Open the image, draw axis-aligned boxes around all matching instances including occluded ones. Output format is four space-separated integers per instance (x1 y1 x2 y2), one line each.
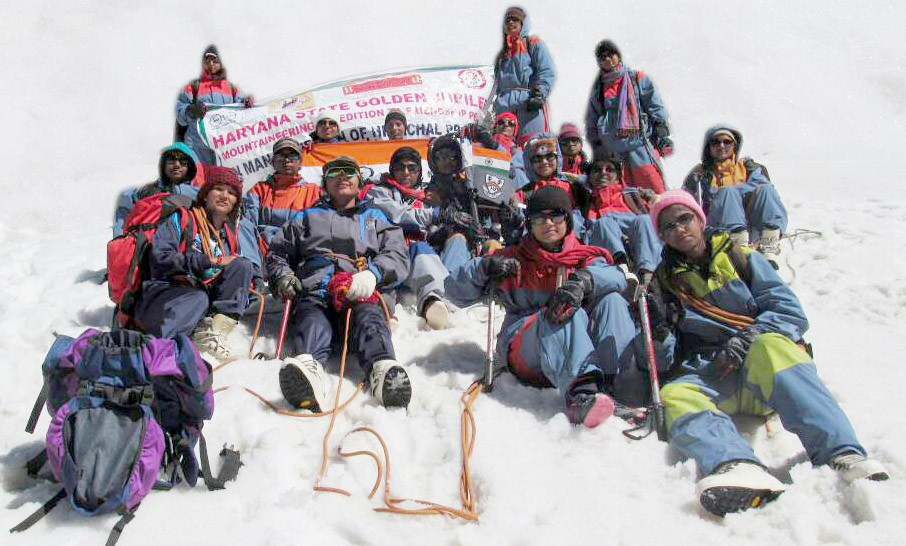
11 329 233 546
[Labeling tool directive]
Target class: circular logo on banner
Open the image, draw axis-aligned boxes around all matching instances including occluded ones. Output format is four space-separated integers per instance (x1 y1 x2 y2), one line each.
458 69 487 89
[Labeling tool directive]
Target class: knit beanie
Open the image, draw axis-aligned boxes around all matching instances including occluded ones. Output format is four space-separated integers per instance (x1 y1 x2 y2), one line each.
384 109 407 126
197 166 243 206
504 7 526 21
202 44 220 60
648 189 707 233
526 186 572 217
558 123 582 142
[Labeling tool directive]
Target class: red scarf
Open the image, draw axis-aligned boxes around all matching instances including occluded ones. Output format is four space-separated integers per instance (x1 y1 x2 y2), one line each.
586 183 632 219
498 233 612 291
378 174 426 204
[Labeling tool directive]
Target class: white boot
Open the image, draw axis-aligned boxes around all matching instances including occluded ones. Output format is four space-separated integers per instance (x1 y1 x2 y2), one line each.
829 451 890 484
279 354 330 412
368 359 411 408
728 229 750 249
757 228 782 270
192 314 239 365
422 298 451 330
696 460 788 516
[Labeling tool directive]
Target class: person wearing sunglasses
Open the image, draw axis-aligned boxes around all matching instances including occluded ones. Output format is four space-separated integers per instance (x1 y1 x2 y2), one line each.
446 186 637 428
267 156 412 411
682 125 789 269
243 137 321 252
363 147 453 330
648 190 888 517
175 45 253 165
309 112 342 144
493 6 556 138
517 134 587 235
112 143 204 237
584 39 671 194
581 157 661 293
558 122 589 177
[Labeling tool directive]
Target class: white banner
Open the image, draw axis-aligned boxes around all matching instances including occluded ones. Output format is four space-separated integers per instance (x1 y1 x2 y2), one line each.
197 65 495 182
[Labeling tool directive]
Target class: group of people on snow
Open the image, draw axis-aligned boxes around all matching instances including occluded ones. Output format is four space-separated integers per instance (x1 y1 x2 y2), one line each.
108 5 887 519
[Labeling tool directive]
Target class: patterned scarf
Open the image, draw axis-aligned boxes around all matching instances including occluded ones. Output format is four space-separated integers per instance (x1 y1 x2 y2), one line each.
599 64 640 136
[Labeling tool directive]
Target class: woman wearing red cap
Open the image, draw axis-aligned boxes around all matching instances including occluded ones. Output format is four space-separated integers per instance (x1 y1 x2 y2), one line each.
135 166 258 365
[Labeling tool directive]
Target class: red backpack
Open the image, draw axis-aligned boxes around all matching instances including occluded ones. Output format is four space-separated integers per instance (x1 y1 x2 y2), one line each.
107 193 193 327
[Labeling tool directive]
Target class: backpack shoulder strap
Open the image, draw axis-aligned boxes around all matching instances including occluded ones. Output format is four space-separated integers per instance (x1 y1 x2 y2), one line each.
9 488 66 533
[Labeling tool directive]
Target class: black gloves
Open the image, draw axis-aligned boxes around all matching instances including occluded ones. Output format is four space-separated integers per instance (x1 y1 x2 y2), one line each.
463 123 497 149
546 269 594 324
525 88 545 112
707 327 761 381
481 254 520 283
273 275 302 300
187 102 207 119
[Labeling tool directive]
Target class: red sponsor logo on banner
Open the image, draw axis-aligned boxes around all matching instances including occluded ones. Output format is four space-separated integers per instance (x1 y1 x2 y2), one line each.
458 69 487 89
342 75 423 95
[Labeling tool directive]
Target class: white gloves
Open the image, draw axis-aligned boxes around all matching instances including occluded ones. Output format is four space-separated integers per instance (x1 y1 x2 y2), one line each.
345 270 377 300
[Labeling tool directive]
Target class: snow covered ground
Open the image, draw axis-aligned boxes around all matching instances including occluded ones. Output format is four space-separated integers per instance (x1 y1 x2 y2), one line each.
2 1 906 544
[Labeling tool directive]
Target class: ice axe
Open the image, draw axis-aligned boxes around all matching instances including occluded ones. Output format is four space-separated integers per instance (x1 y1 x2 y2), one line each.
623 290 668 441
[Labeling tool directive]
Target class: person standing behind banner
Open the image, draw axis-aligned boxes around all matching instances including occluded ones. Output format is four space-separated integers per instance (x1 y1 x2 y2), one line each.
243 137 321 253
175 45 253 166
384 109 408 140
309 112 342 143
584 40 672 194
493 6 556 138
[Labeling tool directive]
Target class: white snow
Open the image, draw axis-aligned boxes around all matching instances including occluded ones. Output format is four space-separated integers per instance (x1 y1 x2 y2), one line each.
2 1 906 545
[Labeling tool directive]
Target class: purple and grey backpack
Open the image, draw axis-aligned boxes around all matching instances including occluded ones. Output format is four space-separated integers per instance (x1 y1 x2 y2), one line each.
11 328 238 545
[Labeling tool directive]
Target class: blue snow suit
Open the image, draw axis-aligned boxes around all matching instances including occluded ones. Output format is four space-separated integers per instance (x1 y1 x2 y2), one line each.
175 75 247 165
493 9 556 137
657 232 866 475
112 143 201 238
135 208 258 338
682 126 788 239
445 233 636 400
266 198 410 369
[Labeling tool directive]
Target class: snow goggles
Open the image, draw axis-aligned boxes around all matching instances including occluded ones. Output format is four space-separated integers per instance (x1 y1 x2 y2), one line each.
658 212 697 235
324 166 359 179
709 138 735 148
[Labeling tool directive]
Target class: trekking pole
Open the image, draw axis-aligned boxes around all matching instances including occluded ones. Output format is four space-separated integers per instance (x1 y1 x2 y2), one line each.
274 298 293 360
481 286 497 392
247 288 267 358
623 291 667 441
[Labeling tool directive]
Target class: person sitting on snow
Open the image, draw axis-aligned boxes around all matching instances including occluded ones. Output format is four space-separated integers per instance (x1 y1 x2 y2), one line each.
243 137 321 251
134 166 259 365
309 112 342 144
445 186 637 428
584 39 671 194
384 109 407 140
175 45 253 165
649 190 888 517
363 146 452 330
267 156 412 410
582 157 661 289
516 133 588 235
682 125 788 269
493 6 556 137
558 122 589 177
424 134 522 273
112 143 203 238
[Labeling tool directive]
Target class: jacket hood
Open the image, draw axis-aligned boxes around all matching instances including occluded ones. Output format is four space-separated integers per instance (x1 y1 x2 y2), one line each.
522 131 563 183
427 133 465 174
503 6 531 38
158 142 200 184
701 125 743 165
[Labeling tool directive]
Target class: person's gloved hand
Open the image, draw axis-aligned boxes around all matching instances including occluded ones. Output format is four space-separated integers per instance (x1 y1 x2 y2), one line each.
480 254 520 283
243 95 255 108
345 270 377 300
525 88 545 112
273 274 302 300
186 102 207 119
707 327 761 381
546 269 594 324
657 136 674 157
634 270 654 301
472 124 497 148
442 207 475 230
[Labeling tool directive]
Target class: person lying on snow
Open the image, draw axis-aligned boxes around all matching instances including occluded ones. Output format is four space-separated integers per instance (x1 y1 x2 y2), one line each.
423 133 522 274
362 146 453 330
682 125 788 269
133 166 259 365
243 137 321 251
581 156 662 290
267 156 412 411
445 186 638 428
649 190 888 517
112 143 203 238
